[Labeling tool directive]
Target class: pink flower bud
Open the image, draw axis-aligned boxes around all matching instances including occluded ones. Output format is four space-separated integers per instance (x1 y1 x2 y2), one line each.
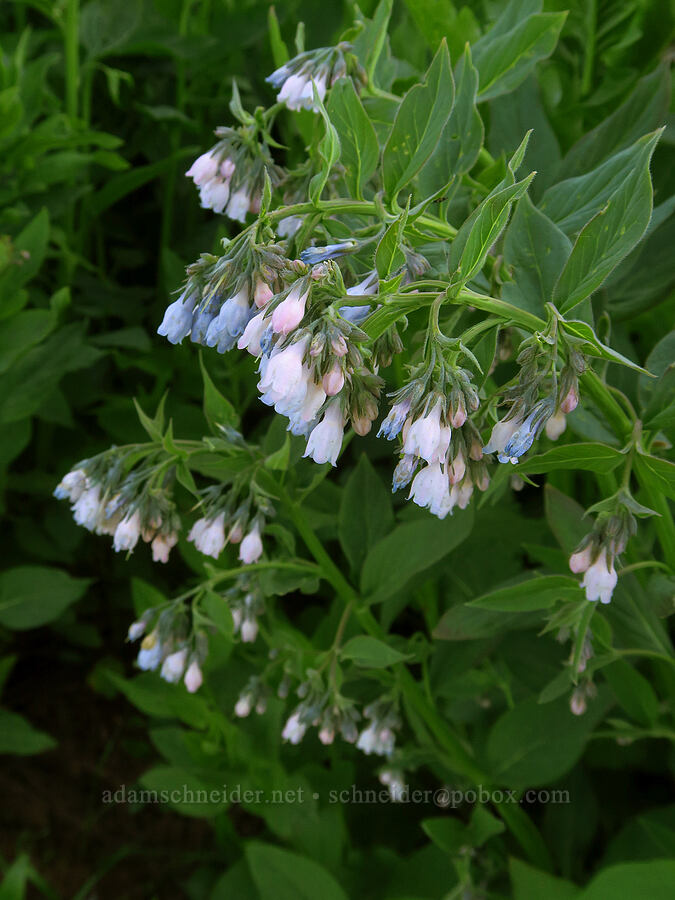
271 282 309 334
184 661 203 693
569 545 593 574
561 383 579 414
322 363 344 396
254 279 274 308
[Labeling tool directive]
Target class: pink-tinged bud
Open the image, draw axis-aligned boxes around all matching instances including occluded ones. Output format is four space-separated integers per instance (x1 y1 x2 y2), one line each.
545 410 567 441
450 396 467 428
570 689 586 716
220 158 236 179
184 661 203 693
235 695 252 717
560 383 579 414
240 617 258 643
254 279 274 308
331 333 348 357
255 698 267 715
322 363 344 396
271 282 309 334
569 545 593 574
151 532 178 564
227 522 244 544
448 449 466 485
318 727 335 745
239 525 263 564
352 415 372 436
128 621 146 641
237 311 267 356
469 439 483 461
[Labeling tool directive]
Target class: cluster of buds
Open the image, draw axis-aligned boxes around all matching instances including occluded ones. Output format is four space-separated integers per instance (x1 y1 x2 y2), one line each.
379 769 407 802
356 698 401 757
568 500 637 604
234 676 268 717
185 126 282 222
188 485 272 566
242 262 384 462
382 365 487 519
570 681 597 716
223 575 266 643
128 607 207 693
280 672 361 746
484 321 585 464
54 457 180 563
158 238 289 349
266 43 366 112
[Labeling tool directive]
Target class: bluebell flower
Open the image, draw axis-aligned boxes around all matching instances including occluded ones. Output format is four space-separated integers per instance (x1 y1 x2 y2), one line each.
300 241 357 265
157 291 195 344
498 401 554 464
378 399 411 441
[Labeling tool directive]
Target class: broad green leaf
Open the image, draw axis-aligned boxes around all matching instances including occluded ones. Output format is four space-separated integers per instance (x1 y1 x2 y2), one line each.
468 806 506 846
0 709 56 755
503 195 571 315
560 319 649 374
544 485 587 555
0 208 50 304
469 575 582 612
558 65 670 179
635 454 675 503
554 131 661 314
361 507 474 605
201 590 234 639
382 41 454 199
422 817 467 854
0 309 56 375
138 766 222 817
199 353 239 430
603 660 659 727
375 206 408 279
0 566 91 629
338 454 394 574
86 148 195 216
309 92 341 205
106 672 209 729
473 12 566 102
434 603 544 641
131 577 168 616
326 78 378 199
417 45 483 196
541 134 660 237
514 442 625 474
341 635 410 668
246 841 348 900
579 861 675 900
510 858 580 900
487 695 606 788
353 0 394 85
454 173 534 288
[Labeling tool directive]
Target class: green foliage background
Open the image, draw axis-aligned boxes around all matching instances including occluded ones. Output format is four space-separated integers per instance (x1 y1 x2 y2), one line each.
0 0 674 897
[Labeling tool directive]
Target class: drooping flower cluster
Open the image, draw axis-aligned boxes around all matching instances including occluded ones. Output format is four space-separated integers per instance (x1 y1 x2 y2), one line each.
356 698 401 757
568 499 638 604
187 483 272 567
158 236 291 349
382 364 488 519
483 321 585 465
55 455 181 563
186 126 283 221
128 605 207 693
266 43 366 112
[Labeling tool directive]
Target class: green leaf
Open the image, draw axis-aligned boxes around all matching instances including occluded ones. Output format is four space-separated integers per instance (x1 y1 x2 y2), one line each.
434 604 544 640
635 454 675 504
603 660 659 727
417 45 484 195
0 208 50 303
544 485 587 555
375 205 409 280
106 672 209 730
245 841 348 900
421 817 467 854
353 0 394 86
541 134 661 237
469 575 581 612
201 590 234 639
267 6 289 67
341 635 410 668
338 454 394 574
453 173 534 288
0 309 56 375
361 507 474 605
474 11 566 102
138 766 222 817
558 65 671 180
382 40 454 199
86 148 195 216
487 695 605 789
326 78 378 200
514 442 625 474
199 353 239 430
553 131 661 314
131 577 167 616
510 857 580 900
502 195 571 315
0 566 91 630
579 861 675 900
560 319 649 374
0 709 56 755
309 92 341 206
